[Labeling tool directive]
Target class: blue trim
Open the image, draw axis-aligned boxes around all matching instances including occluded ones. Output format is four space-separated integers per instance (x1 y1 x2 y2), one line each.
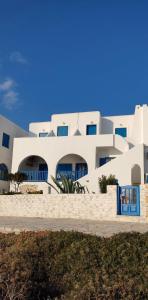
117 186 121 215
57 126 68 136
56 163 88 181
2 133 10 148
86 125 97 135
115 127 127 137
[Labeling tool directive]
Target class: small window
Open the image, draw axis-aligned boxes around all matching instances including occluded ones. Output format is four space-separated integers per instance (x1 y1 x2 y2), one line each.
2 133 10 148
39 132 48 137
115 127 127 137
86 124 97 135
57 126 68 136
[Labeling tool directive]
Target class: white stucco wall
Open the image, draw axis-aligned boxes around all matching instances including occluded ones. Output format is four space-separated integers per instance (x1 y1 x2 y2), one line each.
0 186 118 221
0 115 30 192
29 111 101 136
12 134 129 185
80 144 144 193
1 104 148 194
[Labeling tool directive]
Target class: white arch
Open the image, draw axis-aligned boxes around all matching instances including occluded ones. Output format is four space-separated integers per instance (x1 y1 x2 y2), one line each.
18 155 48 172
56 153 88 180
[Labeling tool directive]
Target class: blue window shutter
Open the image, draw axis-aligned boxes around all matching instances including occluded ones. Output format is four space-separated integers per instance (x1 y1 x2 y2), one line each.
86 125 97 135
2 133 10 148
57 126 68 136
115 128 127 137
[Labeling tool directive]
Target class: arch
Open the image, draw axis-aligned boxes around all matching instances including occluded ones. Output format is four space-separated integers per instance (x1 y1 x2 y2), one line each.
56 153 88 181
0 163 8 181
18 155 48 182
131 164 141 185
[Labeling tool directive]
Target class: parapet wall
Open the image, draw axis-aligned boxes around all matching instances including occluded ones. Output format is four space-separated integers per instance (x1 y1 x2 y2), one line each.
0 185 147 223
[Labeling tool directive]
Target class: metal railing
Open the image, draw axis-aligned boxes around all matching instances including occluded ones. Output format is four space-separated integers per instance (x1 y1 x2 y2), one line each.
56 169 88 181
21 170 48 182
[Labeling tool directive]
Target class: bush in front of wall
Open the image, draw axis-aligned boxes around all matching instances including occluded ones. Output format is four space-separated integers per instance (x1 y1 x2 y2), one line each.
27 190 43 194
0 231 147 300
99 174 118 193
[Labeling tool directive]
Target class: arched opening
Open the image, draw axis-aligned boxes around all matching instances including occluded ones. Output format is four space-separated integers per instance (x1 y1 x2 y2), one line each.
0 163 8 181
131 164 141 185
18 155 48 182
56 154 88 181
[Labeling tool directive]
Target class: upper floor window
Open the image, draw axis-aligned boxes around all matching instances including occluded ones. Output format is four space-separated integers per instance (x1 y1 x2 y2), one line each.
39 132 48 137
86 124 97 135
2 133 10 148
115 127 127 138
57 126 68 136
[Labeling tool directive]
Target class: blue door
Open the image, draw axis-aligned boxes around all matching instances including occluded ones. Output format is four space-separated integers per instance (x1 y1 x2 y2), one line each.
118 186 140 216
75 163 88 180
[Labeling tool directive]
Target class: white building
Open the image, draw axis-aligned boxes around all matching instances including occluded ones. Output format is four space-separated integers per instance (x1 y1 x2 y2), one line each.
0 115 30 192
1 104 148 193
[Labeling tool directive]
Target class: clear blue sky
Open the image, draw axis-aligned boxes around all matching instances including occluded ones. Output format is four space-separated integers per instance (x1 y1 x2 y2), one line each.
0 0 148 129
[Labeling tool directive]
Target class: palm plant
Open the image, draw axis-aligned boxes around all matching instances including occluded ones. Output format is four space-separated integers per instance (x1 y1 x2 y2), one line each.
48 175 88 194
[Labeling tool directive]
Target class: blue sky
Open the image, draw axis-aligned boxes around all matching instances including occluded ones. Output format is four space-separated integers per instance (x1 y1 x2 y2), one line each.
0 0 148 129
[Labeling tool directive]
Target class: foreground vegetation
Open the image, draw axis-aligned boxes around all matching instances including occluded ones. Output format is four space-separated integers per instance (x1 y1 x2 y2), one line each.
0 231 148 300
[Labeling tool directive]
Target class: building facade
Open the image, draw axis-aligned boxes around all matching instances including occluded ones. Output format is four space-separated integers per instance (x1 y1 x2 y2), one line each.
0 115 30 192
1 104 148 193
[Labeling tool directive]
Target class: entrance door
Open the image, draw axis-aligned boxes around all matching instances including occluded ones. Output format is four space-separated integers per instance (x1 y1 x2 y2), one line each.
118 186 140 216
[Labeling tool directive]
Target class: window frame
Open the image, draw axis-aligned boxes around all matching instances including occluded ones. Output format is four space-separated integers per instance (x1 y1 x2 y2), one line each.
115 127 127 138
57 126 68 137
86 124 97 135
2 133 10 149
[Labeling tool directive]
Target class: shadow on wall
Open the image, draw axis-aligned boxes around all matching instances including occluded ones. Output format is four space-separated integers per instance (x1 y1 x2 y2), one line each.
101 118 113 134
131 164 141 185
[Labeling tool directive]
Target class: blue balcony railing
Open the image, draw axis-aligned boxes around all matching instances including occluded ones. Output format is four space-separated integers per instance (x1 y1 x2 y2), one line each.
21 170 48 182
56 169 88 181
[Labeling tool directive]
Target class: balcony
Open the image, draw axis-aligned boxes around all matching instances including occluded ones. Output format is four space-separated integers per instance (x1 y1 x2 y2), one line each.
22 170 48 182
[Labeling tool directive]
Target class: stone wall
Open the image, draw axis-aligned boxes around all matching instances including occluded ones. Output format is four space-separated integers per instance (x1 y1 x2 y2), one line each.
0 185 147 223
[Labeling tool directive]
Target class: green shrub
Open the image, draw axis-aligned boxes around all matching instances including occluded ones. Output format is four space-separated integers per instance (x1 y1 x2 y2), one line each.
0 231 147 299
99 174 118 193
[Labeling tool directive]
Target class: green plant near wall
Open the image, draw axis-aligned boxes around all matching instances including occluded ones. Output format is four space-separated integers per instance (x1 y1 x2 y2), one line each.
99 174 118 193
48 175 89 194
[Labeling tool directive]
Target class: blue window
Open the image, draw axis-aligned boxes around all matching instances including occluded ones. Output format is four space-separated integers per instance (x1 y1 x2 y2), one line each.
115 127 127 137
39 132 48 137
86 124 97 135
2 133 10 148
57 126 68 136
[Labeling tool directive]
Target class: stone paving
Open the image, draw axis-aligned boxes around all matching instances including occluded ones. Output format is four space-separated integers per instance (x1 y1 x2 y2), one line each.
0 216 148 237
